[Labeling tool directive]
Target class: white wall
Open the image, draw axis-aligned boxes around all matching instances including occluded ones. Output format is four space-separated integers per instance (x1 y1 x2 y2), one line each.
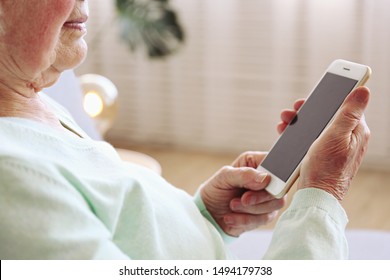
76 0 390 170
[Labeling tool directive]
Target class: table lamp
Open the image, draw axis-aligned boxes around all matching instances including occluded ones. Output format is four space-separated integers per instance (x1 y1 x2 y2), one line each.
79 74 118 136
79 73 162 174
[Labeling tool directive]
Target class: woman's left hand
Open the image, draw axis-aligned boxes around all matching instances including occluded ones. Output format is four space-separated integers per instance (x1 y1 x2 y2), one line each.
200 152 286 237
200 98 304 236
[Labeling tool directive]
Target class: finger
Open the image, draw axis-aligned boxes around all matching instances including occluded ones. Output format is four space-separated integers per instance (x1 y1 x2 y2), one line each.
280 99 305 123
294 99 305 111
230 196 285 215
332 86 370 132
223 211 278 235
277 121 287 134
278 99 305 134
241 189 274 206
229 191 273 211
281 109 297 124
217 166 270 191
232 151 268 168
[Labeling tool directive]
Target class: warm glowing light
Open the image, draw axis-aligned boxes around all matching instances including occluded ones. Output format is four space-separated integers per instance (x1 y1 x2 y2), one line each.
83 91 104 117
79 74 118 135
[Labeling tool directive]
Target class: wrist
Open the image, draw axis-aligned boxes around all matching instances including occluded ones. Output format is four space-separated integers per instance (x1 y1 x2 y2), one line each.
297 184 346 201
193 190 237 243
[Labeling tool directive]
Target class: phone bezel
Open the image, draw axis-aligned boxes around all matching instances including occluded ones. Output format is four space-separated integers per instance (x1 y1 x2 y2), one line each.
258 59 371 198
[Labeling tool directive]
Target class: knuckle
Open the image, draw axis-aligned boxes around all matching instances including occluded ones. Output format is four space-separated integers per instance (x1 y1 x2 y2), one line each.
240 151 253 159
341 109 360 125
219 165 233 174
218 165 258 186
240 167 257 182
217 165 234 179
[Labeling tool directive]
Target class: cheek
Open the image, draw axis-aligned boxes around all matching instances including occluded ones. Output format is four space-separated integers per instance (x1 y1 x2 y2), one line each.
28 0 75 51
4 0 75 76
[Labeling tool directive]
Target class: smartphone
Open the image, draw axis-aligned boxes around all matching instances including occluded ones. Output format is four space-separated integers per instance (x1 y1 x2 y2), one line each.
257 59 371 198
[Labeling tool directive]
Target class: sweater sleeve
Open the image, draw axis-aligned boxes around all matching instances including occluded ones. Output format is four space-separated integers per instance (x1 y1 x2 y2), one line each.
0 158 129 260
263 188 349 259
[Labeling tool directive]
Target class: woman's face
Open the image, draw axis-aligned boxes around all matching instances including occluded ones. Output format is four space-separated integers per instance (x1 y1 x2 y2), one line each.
0 0 89 91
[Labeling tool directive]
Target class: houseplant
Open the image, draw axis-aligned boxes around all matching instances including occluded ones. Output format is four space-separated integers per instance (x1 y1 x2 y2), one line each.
115 0 185 58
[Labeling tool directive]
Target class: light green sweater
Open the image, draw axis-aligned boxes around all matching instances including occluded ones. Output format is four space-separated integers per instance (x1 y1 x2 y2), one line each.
0 94 348 260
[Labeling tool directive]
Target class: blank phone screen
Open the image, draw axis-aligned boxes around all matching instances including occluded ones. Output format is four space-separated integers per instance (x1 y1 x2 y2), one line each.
261 72 358 182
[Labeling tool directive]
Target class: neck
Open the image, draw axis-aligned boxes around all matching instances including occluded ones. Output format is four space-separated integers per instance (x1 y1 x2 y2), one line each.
0 84 62 129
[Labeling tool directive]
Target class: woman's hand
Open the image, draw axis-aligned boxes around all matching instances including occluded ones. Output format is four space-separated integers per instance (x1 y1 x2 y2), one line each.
200 86 370 236
200 152 286 237
199 97 304 237
278 87 371 201
199 100 303 237
298 87 370 200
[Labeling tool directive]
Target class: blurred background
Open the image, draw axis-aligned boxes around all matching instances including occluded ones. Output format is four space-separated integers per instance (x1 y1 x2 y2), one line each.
73 0 390 230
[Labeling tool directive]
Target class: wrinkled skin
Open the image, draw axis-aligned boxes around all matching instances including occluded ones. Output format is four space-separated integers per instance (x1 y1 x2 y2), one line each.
200 151 286 237
0 0 88 127
201 87 370 236
298 87 370 200
0 0 88 93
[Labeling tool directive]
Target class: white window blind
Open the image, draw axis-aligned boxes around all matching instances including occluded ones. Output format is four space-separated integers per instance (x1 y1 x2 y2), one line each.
76 0 390 170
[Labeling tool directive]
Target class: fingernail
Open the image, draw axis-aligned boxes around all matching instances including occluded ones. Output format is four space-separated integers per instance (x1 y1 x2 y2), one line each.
355 89 368 104
255 173 267 183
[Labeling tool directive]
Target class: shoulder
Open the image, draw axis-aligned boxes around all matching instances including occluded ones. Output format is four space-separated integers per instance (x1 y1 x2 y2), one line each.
0 154 90 222
0 155 65 187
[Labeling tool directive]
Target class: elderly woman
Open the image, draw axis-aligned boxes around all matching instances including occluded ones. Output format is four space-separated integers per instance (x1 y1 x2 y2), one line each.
0 0 370 260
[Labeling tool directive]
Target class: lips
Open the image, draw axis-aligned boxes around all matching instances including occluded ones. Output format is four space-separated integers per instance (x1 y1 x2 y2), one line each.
63 16 88 31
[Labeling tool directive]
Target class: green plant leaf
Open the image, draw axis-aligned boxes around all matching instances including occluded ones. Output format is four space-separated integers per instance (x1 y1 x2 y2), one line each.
116 0 185 58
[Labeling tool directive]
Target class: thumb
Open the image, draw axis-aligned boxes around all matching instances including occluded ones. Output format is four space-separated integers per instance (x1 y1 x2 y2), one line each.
216 166 269 191
332 86 370 131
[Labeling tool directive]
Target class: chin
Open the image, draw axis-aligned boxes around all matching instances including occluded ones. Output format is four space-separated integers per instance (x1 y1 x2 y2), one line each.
68 41 88 69
53 38 88 72
34 50 86 92
32 40 88 92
